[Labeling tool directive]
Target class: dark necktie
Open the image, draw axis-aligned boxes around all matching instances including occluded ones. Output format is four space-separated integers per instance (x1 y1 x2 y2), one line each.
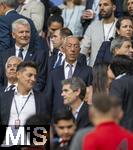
54 53 63 68
67 64 73 79
5 84 15 92
18 48 24 60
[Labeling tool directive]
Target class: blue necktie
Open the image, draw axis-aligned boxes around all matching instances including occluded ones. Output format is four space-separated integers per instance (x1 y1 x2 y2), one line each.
54 53 63 68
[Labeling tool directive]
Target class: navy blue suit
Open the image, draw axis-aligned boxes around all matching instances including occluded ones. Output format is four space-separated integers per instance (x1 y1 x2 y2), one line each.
0 47 48 92
44 62 92 118
0 90 47 125
94 40 112 65
0 10 41 51
48 51 87 74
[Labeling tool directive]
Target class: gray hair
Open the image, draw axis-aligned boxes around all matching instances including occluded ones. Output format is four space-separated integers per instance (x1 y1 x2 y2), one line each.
12 18 31 32
64 35 80 46
5 56 23 70
0 0 16 7
110 36 131 54
61 77 86 100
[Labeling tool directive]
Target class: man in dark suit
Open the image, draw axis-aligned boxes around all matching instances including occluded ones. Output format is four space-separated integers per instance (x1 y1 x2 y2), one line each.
0 61 47 126
109 55 133 131
61 77 92 130
48 27 87 74
0 18 48 92
0 0 41 51
44 36 92 118
0 56 22 93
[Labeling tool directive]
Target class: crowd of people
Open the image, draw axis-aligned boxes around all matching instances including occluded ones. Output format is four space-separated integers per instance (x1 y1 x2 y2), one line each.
0 0 133 149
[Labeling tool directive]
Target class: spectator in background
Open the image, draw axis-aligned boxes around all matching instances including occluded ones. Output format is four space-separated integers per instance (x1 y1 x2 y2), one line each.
46 12 64 55
81 0 117 66
62 0 85 37
1 56 22 92
17 0 45 35
109 55 133 131
81 0 124 33
95 16 133 64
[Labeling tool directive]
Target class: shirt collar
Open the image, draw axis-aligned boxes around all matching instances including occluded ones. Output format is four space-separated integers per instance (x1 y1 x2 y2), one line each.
5 9 15 15
15 44 29 51
73 102 83 119
64 60 77 68
14 86 33 97
7 82 17 88
115 73 126 80
24 0 31 4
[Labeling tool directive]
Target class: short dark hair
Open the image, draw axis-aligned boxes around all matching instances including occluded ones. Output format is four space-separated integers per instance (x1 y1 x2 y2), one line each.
54 107 75 124
110 0 116 5
92 93 121 113
60 27 73 38
64 0 82 5
16 61 38 73
47 15 64 27
116 16 133 31
61 77 86 100
110 55 133 77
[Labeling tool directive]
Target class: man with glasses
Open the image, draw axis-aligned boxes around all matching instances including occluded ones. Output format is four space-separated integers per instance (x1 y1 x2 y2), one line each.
44 36 92 119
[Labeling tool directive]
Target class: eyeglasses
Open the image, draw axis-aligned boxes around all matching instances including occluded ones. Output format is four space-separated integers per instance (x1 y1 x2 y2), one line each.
66 44 80 49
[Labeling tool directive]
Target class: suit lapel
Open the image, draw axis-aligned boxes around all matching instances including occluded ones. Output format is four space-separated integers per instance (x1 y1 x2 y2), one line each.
73 62 82 76
2 91 14 125
34 92 40 114
24 48 34 61
76 102 86 123
59 65 65 80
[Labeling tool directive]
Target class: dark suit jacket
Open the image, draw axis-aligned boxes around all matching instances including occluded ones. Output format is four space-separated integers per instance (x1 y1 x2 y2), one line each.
94 40 112 65
109 74 133 131
48 51 87 74
44 62 92 118
0 90 47 125
76 102 92 130
0 10 41 51
0 47 48 92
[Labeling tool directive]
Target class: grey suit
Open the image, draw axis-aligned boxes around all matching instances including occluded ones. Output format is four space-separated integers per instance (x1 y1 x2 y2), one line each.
17 0 45 33
81 19 116 66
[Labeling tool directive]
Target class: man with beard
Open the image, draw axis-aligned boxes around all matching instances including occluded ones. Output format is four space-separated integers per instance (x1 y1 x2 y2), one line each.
81 0 117 67
127 0 133 17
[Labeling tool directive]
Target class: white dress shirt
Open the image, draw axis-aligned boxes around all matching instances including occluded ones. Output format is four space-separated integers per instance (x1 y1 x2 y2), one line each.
64 61 77 79
8 88 36 126
15 45 29 60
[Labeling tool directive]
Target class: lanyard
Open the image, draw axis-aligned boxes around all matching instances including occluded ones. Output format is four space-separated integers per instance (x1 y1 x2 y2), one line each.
103 21 115 41
14 93 31 118
64 7 75 27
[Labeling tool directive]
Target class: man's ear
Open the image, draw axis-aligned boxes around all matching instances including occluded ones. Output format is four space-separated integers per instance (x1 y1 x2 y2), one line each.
12 32 16 39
